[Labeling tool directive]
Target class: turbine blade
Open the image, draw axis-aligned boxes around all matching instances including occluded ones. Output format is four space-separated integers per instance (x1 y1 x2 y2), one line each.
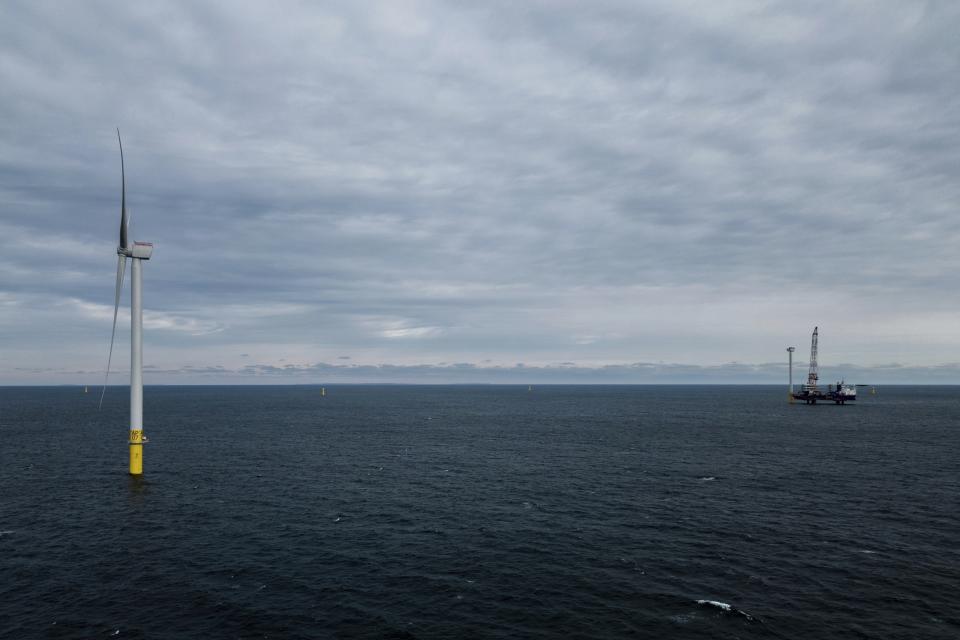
117 128 128 250
99 255 127 409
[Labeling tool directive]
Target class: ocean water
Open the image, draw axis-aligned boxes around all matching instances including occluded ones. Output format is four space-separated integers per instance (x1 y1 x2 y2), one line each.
1 385 958 639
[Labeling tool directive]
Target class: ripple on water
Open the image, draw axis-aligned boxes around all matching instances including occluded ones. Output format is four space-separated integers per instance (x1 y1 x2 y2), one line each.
2 385 959 639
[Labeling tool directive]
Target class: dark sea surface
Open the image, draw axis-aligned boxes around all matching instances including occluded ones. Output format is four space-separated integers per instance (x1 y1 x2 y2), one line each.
1 385 958 639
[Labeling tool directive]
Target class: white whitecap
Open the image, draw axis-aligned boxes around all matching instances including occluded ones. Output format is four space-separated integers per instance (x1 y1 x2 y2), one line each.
696 600 758 622
697 600 731 611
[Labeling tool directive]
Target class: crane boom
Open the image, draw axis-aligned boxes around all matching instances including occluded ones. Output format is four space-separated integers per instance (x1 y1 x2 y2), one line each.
806 326 819 390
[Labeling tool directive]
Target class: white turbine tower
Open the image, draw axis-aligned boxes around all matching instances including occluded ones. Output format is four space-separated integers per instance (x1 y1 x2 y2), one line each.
100 130 154 475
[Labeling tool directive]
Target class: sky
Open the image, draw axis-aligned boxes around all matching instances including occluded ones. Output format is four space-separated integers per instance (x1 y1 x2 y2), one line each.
1 0 959 384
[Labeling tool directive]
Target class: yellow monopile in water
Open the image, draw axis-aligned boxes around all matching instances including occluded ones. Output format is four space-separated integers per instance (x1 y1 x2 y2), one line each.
129 428 143 475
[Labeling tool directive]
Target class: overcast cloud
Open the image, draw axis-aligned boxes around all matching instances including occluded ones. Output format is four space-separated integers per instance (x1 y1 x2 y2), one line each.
2 0 959 384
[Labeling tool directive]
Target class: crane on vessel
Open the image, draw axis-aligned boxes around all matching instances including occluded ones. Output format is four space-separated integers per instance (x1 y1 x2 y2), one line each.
805 326 819 392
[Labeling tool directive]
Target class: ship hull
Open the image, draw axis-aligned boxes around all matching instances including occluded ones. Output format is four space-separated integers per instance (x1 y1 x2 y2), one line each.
792 391 856 404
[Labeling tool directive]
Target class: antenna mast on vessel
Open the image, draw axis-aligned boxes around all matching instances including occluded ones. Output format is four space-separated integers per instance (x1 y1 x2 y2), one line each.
787 346 795 403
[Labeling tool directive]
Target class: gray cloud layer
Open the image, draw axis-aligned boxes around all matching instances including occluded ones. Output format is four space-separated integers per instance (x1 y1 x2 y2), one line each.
2 1 959 383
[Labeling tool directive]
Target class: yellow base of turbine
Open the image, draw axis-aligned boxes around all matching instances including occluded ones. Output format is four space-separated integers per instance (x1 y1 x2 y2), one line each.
129 429 143 475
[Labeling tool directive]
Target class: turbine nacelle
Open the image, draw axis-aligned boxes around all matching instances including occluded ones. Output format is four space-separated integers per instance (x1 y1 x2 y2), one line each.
119 241 154 260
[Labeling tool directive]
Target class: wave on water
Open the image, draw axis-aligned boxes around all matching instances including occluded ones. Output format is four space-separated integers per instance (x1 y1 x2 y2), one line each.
697 599 731 611
3 385 959 639
696 600 760 622
669 612 698 625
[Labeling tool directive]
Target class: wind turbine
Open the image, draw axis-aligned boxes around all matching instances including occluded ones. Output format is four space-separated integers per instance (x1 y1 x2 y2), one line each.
100 130 154 475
